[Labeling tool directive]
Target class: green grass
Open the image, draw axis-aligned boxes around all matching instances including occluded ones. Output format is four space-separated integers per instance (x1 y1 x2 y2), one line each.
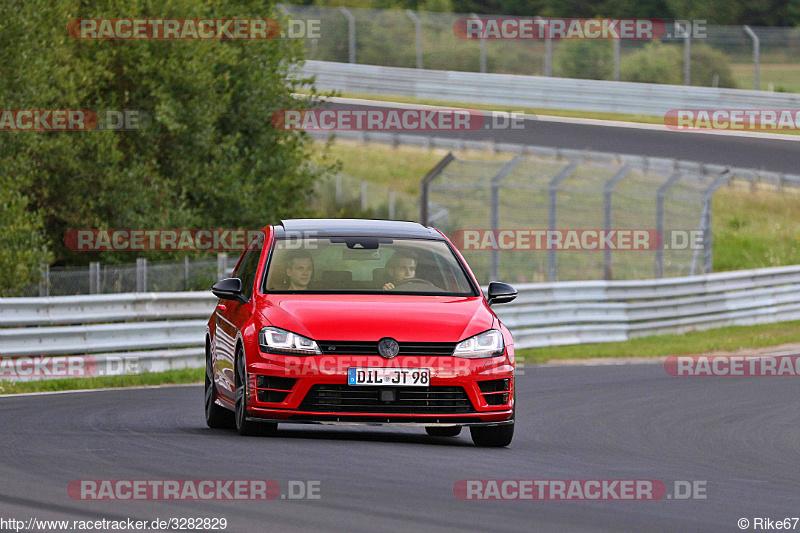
304 90 665 126
320 141 800 273
0 367 203 395
516 320 800 363
731 63 800 93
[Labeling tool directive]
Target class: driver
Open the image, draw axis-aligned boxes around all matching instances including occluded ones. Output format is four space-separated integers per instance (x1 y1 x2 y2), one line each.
383 251 417 290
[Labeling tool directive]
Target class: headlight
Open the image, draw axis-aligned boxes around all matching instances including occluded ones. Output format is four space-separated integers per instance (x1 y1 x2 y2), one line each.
453 330 504 359
259 327 321 356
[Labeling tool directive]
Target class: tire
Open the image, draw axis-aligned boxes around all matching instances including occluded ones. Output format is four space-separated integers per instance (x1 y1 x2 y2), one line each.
234 346 277 437
425 426 462 437
470 390 515 447
469 423 514 447
205 343 234 429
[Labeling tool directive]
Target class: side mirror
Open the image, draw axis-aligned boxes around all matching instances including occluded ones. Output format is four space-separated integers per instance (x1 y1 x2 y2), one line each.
487 281 517 306
212 278 246 303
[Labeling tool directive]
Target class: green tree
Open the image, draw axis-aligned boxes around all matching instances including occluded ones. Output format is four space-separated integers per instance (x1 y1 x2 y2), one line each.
0 0 332 291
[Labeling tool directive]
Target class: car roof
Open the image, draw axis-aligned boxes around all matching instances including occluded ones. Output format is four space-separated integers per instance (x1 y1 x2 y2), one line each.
277 219 444 240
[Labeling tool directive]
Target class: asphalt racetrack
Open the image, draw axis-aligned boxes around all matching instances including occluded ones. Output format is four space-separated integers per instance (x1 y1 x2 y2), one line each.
323 100 800 174
1 363 798 532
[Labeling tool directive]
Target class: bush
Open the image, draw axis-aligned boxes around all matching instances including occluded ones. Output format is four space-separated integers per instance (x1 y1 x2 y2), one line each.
621 41 737 88
554 40 614 80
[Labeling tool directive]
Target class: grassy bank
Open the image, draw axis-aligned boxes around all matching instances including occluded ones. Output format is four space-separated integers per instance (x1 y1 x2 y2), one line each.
515 320 800 363
0 367 203 395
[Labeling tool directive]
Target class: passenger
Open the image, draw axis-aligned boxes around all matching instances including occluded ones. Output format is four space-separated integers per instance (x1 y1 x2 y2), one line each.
383 251 417 290
284 250 314 290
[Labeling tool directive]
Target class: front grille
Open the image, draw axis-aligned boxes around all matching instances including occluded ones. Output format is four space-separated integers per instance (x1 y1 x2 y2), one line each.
317 341 457 356
300 385 474 414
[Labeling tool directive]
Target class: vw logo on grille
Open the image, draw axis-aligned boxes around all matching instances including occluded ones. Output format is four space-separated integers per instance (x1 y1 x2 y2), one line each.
377 337 400 359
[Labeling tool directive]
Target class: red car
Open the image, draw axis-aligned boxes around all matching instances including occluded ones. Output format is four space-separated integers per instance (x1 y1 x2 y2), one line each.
205 219 518 446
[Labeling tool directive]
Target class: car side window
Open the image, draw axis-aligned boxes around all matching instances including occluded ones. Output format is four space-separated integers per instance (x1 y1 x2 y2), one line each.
236 236 264 301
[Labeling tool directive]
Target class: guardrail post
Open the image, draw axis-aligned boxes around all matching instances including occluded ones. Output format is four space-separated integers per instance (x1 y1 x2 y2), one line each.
470 14 487 73
388 188 395 219
339 7 356 64
490 157 525 280
548 161 580 281
603 164 632 280
136 258 147 292
655 171 683 278
743 25 760 90
89 262 100 294
419 152 455 224
405 10 423 69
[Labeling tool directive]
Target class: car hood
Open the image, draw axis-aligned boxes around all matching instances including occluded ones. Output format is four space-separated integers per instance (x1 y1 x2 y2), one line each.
258 293 494 342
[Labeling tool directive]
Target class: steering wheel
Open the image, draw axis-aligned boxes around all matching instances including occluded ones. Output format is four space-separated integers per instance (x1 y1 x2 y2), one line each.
394 277 438 289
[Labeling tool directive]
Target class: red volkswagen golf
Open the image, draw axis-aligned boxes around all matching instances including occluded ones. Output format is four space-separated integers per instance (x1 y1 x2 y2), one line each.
205 219 518 446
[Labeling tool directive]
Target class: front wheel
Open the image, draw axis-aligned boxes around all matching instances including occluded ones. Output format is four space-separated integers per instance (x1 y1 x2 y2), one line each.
235 346 277 437
205 346 234 429
469 423 514 447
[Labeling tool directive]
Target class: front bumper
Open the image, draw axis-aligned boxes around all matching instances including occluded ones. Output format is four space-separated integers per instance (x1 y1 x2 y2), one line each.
242 341 515 426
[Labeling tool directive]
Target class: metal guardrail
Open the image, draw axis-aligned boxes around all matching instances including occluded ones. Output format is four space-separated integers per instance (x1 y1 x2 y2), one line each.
301 60 800 116
2 264 800 380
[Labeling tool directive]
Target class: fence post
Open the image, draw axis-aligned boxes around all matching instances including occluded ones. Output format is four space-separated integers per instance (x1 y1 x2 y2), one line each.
217 253 228 281
339 7 356 64
419 152 455 224
695 170 732 274
405 10 423 69
490 157 525 281
603 164 632 280
39 263 49 297
547 161 580 281
335 173 342 204
89 262 100 294
743 25 760 90
679 22 691 85
613 39 620 81
655 171 683 278
470 14 487 73
136 258 147 292
361 180 368 210
184 257 190 291
388 188 395 219
535 17 552 77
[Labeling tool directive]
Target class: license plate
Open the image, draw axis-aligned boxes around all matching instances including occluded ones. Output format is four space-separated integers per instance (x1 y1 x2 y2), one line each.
348 368 431 386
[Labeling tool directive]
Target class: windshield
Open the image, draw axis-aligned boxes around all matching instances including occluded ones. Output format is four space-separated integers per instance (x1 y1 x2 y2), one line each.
263 236 477 296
